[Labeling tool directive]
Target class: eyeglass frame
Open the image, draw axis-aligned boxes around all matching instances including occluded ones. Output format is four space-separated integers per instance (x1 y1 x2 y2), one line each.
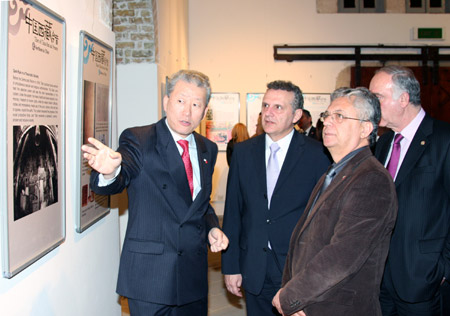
319 111 370 124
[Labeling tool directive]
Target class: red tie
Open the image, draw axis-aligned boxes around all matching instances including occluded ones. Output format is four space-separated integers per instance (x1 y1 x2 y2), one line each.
177 140 194 196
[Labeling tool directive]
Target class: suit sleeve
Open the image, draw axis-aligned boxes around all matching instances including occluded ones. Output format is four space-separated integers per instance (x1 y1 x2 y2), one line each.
221 146 243 275
204 143 220 233
280 170 397 315
90 128 143 195
440 143 450 281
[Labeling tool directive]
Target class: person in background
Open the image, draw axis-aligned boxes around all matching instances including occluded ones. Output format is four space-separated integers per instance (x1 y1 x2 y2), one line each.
222 80 330 316
370 65 450 316
314 118 324 143
226 123 250 167
273 87 397 316
296 109 316 139
252 112 265 138
81 69 228 316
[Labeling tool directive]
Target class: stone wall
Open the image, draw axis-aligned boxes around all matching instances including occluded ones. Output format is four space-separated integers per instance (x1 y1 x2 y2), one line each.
113 0 157 64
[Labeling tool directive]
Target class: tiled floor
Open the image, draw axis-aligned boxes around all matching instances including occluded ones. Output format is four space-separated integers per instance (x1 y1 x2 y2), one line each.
121 249 246 316
207 250 246 316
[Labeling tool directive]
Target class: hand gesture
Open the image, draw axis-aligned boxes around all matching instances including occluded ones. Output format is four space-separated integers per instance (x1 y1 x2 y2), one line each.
208 228 229 252
81 137 122 178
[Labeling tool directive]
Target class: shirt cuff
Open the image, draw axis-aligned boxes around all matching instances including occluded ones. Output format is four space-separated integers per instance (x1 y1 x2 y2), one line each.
97 166 121 187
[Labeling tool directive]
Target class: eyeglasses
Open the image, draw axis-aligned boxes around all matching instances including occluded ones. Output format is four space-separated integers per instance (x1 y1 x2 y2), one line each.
319 111 370 124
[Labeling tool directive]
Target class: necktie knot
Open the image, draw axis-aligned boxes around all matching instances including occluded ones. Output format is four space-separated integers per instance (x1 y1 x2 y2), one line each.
394 133 404 144
177 139 189 153
323 167 336 190
270 142 280 155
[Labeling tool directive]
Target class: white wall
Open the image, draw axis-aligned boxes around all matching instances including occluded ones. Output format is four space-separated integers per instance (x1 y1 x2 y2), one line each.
188 0 450 214
115 0 189 248
115 63 158 247
0 1 121 315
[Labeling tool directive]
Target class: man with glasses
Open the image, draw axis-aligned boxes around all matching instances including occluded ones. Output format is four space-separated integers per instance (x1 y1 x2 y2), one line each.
272 87 398 316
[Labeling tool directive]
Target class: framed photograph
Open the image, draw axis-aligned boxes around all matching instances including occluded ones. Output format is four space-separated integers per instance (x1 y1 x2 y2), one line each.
76 31 113 233
203 93 240 151
1 0 66 278
246 93 264 137
303 93 331 126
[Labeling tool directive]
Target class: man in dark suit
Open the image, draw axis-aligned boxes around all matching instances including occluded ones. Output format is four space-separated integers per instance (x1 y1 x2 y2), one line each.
222 81 330 316
370 65 450 316
273 87 398 316
81 70 228 316
297 109 317 139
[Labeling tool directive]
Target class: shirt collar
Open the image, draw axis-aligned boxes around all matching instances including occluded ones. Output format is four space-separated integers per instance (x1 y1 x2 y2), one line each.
399 107 425 142
332 146 366 176
165 119 196 147
265 129 295 152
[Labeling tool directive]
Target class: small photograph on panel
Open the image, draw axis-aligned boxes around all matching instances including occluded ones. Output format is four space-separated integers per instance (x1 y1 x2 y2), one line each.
13 125 58 221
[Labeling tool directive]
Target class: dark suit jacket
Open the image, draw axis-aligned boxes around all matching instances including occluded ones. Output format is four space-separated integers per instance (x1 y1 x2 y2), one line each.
90 118 219 306
306 126 317 139
221 131 330 295
375 114 450 302
280 147 398 316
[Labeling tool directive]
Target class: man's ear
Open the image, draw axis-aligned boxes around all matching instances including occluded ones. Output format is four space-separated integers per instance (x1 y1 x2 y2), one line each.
163 95 169 112
399 92 410 108
293 109 303 124
202 106 209 120
361 121 374 139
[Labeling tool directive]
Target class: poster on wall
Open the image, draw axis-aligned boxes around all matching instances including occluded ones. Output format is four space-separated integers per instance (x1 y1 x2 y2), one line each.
303 93 331 126
204 93 240 151
76 31 113 233
1 0 66 278
246 93 264 137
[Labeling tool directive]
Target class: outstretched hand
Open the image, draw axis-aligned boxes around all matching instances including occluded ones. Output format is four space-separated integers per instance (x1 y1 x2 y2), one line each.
81 137 122 178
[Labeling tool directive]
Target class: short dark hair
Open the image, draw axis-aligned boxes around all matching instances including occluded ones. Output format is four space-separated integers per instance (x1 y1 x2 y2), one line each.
375 65 421 106
302 109 311 118
166 69 212 104
267 80 304 111
331 87 381 146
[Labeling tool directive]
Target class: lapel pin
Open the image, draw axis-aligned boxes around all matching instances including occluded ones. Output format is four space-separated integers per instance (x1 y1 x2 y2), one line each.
421 140 425 146
203 159 208 164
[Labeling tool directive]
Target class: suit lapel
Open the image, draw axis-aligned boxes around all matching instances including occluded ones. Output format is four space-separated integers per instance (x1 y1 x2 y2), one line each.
394 115 432 187
182 133 209 222
376 130 394 165
155 121 192 217
194 132 208 197
297 148 372 236
274 132 305 193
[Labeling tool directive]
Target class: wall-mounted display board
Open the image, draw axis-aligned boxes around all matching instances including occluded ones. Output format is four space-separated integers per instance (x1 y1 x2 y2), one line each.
246 93 264 137
76 31 113 233
303 93 331 125
203 93 240 151
1 0 66 278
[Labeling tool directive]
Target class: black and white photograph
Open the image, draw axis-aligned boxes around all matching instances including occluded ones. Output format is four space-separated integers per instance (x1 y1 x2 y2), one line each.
13 125 58 221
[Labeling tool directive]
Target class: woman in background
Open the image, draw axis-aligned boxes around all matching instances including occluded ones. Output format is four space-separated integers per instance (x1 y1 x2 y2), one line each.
226 123 249 166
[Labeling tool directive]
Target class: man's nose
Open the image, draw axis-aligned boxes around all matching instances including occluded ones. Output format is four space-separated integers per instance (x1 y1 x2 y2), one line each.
182 103 192 115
